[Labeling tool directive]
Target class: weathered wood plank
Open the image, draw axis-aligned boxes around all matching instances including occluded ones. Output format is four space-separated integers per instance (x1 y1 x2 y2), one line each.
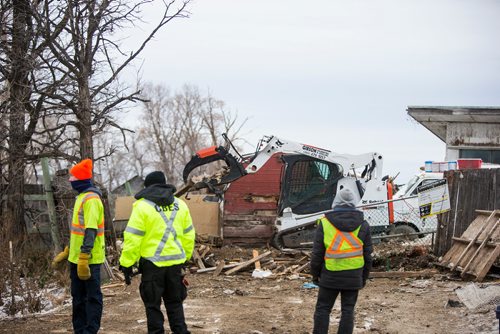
252 250 261 270
225 251 272 275
461 217 500 278
475 245 500 282
192 249 206 269
451 236 498 247
451 211 497 271
370 269 439 278
213 261 226 277
196 263 239 274
223 225 274 238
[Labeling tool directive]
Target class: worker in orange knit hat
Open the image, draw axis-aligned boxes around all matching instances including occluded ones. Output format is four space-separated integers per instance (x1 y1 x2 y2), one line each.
53 158 106 333
70 158 93 180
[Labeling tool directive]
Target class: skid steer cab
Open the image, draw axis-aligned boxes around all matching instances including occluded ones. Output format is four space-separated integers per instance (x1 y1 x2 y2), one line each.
181 134 392 248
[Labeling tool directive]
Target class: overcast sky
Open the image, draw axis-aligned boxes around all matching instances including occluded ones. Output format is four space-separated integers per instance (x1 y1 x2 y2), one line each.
123 0 500 183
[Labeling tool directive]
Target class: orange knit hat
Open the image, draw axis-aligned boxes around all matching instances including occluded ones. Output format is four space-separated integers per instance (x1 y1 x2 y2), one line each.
70 159 93 180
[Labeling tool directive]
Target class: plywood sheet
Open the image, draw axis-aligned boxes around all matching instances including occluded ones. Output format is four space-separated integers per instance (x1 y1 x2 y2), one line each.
182 194 220 237
114 196 135 221
114 194 221 237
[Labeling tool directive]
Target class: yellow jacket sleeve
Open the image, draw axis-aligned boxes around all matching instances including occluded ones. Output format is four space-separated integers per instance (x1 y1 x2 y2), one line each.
179 201 195 261
119 202 145 267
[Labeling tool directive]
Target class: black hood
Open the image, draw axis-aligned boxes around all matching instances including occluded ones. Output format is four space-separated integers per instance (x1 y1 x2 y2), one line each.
81 185 102 197
135 184 177 206
324 205 364 232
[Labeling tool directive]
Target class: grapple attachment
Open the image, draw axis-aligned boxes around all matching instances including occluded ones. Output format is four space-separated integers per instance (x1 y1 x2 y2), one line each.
182 145 247 189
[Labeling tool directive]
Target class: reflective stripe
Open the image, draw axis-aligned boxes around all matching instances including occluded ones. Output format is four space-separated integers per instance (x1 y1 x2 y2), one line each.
322 217 365 271
331 233 342 250
71 224 104 236
326 229 363 259
77 193 100 227
148 253 187 262
142 199 186 263
183 225 194 234
125 226 146 236
71 225 86 234
325 249 363 259
74 192 105 236
342 232 360 246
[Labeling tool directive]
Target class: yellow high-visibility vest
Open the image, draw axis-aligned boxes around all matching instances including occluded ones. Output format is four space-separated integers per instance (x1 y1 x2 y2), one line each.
120 198 195 268
320 217 364 271
68 192 105 264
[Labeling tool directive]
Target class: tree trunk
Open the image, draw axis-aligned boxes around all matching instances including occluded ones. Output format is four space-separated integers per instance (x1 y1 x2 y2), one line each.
80 121 94 160
3 0 31 240
4 154 26 239
78 80 94 160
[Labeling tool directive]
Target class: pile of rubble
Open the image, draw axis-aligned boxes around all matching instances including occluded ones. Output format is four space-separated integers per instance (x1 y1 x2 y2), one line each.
188 244 312 279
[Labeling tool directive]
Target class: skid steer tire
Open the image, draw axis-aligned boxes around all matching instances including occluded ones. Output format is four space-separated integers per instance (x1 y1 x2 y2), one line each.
271 233 285 250
390 224 418 241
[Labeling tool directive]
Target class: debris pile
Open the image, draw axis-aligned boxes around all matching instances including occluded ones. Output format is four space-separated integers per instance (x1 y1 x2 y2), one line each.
188 244 312 279
372 241 437 272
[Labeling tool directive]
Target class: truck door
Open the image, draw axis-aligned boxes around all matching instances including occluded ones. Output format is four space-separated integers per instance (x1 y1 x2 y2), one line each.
278 155 342 215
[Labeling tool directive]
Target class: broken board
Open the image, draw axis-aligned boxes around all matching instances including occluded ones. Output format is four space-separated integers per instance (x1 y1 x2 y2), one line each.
439 210 500 281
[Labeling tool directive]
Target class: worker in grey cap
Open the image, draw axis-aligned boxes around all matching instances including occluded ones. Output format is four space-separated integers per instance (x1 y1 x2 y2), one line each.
310 187 373 334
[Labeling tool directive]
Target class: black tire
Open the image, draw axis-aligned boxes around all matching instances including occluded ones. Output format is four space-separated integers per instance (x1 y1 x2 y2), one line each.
271 233 285 250
390 224 418 240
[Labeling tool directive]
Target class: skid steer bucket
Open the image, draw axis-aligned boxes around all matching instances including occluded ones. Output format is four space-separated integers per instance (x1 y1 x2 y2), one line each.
182 145 247 188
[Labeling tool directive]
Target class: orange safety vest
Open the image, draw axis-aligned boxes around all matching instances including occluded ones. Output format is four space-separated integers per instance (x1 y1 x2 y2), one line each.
320 217 364 271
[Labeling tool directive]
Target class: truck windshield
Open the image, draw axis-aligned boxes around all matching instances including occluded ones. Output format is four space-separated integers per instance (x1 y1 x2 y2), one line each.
397 175 420 197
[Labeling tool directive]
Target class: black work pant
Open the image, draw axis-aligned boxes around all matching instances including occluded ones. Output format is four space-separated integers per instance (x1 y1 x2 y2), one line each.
70 263 103 334
139 259 190 334
313 287 359 334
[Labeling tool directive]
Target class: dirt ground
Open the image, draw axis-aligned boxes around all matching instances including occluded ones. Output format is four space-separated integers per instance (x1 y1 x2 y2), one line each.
0 246 499 334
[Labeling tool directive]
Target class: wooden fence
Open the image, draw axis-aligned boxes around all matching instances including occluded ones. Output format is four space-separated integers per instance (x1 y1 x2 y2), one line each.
435 168 500 256
0 159 116 250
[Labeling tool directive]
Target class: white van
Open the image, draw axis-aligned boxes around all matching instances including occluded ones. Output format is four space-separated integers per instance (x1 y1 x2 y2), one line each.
389 172 443 236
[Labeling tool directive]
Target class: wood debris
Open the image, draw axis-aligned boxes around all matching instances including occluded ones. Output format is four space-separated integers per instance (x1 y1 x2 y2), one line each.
225 251 272 275
189 243 312 278
370 269 439 279
439 210 500 281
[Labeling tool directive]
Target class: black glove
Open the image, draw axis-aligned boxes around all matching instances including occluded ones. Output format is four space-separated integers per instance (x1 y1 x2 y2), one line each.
312 276 320 285
120 265 133 285
180 264 189 287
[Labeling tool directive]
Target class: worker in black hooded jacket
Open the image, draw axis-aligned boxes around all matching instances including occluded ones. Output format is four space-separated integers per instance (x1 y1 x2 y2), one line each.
310 187 373 334
119 171 195 334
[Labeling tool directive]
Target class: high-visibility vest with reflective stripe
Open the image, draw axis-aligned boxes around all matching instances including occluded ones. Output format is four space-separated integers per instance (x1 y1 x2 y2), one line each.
120 197 195 268
68 191 105 264
321 217 364 272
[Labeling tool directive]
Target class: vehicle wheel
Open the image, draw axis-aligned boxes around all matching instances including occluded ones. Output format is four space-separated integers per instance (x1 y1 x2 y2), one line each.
271 233 285 250
390 224 418 240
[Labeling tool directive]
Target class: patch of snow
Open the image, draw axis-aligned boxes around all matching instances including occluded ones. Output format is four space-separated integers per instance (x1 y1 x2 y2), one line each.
0 280 69 320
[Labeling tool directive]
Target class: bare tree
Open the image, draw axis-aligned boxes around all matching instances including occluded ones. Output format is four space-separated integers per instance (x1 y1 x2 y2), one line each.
133 83 248 186
0 0 191 241
0 0 68 240
93 130 137 191
39 0 191 160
